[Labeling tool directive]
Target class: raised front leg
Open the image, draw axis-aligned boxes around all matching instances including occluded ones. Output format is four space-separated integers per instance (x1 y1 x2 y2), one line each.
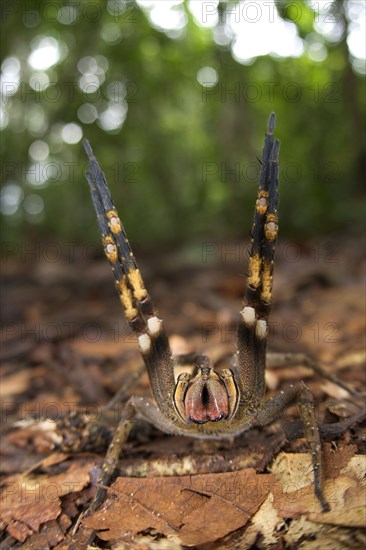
254 381 330 512
84 140 176 418
234 113 280 402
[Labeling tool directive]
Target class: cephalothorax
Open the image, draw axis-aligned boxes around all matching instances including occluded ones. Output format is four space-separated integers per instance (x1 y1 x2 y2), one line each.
82 114 331 515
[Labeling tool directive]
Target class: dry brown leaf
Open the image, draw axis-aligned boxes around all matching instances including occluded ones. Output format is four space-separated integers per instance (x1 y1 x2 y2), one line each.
284 516 366 549
326 400 363 419
322 442 358 478
308 477 366 527
340 455 366 480
336 350 366 369
0 366 46 397
269 451 315 492
0 456 94 542
24 451 70 475
238 495 285 548
26 519 65 548
6 519 33 541
269 449 366 528
83 469 275 546
5 419 63 455
320 381 353 400
69 337 136 358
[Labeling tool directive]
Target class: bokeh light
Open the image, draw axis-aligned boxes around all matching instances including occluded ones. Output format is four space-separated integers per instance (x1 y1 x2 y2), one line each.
61 123 83 144
197 67 218 87
28 37 61 70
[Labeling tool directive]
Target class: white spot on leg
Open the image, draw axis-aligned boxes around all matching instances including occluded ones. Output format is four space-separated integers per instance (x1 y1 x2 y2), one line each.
256 319 267 339
138 333 151 353
241 306 256 324
147 316 162 335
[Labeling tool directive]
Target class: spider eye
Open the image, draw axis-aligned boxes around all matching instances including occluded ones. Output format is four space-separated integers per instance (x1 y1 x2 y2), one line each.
184 377 229 424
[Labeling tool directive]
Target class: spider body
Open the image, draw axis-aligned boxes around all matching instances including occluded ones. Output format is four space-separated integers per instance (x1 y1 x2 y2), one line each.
82 113 331 514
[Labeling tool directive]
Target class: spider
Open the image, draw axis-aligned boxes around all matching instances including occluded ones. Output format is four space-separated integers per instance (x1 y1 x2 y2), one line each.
79 113 359 520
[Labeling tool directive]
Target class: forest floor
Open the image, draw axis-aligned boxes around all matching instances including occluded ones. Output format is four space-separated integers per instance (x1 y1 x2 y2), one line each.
1 235 365 549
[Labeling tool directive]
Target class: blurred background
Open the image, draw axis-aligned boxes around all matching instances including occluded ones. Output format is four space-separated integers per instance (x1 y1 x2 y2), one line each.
1 0 365 249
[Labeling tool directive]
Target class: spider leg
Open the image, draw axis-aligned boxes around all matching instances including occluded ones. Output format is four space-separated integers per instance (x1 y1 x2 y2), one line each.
83 141 176 416
83 396 182 519
84 398 137 517
254 381 330 512
247 111 276 305
235 113 280 401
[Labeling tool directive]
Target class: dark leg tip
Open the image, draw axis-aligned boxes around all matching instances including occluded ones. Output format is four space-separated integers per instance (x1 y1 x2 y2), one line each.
315 486 330 512
320 498 331 513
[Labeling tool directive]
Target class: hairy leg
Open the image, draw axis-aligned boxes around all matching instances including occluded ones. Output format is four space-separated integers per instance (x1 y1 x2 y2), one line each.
255 381 329 512
235 114 280 399
85 399 137 516
84 140 176 416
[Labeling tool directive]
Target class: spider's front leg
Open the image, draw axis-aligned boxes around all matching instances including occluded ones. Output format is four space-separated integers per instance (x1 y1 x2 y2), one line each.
233 113 279 405
84 139 177 418
234 114 330 511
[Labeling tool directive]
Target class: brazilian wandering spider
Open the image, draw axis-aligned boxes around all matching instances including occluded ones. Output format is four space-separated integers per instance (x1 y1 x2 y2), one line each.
66 113 364 525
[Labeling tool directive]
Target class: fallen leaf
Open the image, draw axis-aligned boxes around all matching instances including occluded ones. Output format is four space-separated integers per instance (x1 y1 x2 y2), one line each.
269 449 366 527
284 516 366 549
0 456 94 542
308 477 366 527
0 366 46 398
83 469 275 546
269 451 314 492
322 442 357 478
228 494 284 548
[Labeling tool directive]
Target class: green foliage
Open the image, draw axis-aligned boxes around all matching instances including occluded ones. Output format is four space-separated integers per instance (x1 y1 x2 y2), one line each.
1 0 365 250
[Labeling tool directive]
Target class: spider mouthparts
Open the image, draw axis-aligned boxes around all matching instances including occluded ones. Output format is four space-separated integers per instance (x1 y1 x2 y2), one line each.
184 377 229 424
